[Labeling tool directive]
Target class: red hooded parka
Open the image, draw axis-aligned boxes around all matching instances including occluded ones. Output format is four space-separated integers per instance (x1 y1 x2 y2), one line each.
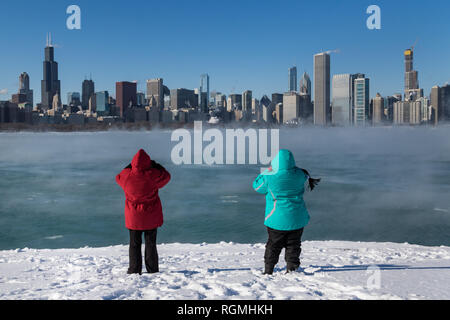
116 149 171 230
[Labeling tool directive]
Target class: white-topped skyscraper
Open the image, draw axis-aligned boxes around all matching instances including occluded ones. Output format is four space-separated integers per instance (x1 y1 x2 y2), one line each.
299 72 311 96
314 52 330 125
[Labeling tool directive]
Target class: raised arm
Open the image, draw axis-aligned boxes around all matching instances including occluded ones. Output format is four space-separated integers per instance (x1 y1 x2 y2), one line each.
252 174 268 194
151 161 171 189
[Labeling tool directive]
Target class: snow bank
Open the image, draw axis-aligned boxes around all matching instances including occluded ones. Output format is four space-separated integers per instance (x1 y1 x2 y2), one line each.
1 241 449 300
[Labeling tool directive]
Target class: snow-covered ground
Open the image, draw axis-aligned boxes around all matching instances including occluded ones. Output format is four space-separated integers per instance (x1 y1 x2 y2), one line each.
1 241 449 300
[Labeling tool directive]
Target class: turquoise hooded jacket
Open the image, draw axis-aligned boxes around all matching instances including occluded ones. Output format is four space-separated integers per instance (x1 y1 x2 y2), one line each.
252 149 310 231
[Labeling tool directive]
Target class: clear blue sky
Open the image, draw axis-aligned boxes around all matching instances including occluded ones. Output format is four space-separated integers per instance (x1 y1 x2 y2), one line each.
0 0 449 104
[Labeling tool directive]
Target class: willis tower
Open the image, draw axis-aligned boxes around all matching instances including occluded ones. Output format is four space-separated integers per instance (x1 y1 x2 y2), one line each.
41 33 61 110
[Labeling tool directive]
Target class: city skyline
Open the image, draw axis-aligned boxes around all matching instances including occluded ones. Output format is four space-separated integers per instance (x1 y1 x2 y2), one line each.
0 0 449 104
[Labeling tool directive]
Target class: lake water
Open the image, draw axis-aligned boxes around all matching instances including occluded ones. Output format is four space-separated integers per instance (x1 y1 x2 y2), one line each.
1 126 449 250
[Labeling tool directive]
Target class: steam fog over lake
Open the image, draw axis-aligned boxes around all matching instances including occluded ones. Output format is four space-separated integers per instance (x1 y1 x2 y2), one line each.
0 126 449 249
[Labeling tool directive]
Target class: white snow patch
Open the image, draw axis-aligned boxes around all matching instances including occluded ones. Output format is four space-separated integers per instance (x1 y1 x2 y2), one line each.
0 241 449 300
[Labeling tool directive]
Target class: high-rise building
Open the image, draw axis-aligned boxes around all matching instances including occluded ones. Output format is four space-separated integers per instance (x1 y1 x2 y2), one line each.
283 92 300 123
146 78 164 110
353 77 370 126
199 74 210 112
271 93 283 105
331 74 352 126
82 79 95 110
441 84 450 120
372 93 385 126
242 90 252 112
228 94 242 110
41 33 61 110
384 95 401 123
170 88 198 109
136 92 146 106
116 81 137 117
299 93 313 122
404 48 423 101
431 84 450 125
275 103 283 124
19 72 33 106
394 100 423 125
314 52 330 125
67 92 81 106
288 66 297 92
95 91 109 114
300 72 311 96
52 92 62 112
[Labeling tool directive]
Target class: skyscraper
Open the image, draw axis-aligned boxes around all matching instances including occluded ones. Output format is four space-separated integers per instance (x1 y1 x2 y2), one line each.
242 90 252 112
67 92 81 106
354 77 370 126
116 81 137 117
199 74 210 113
288 66 297 92
372 93 385 126
271 93 283 105
431 84 450 125
95 91 109 114
228 94 242 110
41 33 60 110
19 72 33 106
314 52 330 125
283 92 300 123
331 74 352 126
300 72 311 96
170 88 198 109
404 48 423 101
146 78 164 110
82 79 95 110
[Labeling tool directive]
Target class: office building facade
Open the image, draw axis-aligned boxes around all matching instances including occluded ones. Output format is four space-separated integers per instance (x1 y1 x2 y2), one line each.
332 74 352 126
116 81 137 117
314 52 330 125
354 77 370 126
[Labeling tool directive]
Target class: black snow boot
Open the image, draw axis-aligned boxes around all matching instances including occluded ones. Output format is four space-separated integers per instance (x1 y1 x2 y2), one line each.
263 264 274 275
286 264 300 273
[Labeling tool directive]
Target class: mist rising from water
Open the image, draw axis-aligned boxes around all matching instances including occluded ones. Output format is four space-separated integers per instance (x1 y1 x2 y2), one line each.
0 126 449 249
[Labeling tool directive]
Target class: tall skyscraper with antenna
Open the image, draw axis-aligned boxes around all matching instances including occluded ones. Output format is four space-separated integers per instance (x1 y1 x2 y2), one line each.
40 33 60 110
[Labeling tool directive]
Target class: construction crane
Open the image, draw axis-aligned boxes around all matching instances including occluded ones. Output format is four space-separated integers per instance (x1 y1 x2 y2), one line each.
323 49 340 55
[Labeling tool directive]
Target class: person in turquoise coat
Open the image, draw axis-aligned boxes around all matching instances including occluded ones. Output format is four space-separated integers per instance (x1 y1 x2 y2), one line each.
253 149 320 274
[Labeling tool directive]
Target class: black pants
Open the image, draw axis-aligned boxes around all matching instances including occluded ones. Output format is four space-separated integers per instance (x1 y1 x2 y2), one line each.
264 227 304 272
128 229 159 274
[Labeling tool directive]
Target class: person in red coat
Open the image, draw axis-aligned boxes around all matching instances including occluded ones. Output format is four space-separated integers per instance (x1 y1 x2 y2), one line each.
116 149 171 274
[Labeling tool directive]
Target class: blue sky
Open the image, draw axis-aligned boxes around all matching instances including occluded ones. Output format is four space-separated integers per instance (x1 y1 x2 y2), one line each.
0 0 449 104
